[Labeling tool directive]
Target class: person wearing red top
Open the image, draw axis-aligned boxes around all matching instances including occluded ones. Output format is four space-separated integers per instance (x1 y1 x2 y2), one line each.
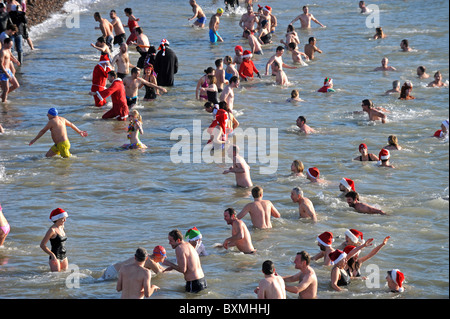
124 8 139 45
91 60 112 107
239 50 261 81
90 71 129 121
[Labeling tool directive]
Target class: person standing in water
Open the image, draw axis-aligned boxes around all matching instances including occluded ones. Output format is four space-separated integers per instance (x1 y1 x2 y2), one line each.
40 208 69 272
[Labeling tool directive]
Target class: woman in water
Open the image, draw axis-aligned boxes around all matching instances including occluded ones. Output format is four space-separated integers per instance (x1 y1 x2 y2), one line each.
0 203 10 246
343 236 390 279
398 81 415 100
354 143 379 162
122 110 147 149
329 250 350 291
195 67 215 100
383 135 402 150
40 208 69 272
140 64 159 101
200 75 219 105
224 56 238 82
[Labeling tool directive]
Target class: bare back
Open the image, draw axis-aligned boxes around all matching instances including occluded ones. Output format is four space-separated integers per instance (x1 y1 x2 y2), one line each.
117 263 151 299
238 199 279 229
258 275 286 299
176 241 204 281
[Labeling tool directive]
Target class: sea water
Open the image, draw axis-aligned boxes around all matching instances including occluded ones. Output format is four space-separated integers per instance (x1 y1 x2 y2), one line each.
0 0 448 299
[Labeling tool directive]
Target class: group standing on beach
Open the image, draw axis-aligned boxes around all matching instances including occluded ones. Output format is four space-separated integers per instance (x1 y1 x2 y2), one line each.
0 0 448 300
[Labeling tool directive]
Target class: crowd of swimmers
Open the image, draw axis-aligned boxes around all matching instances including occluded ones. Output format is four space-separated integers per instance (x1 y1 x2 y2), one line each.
0 0 448 299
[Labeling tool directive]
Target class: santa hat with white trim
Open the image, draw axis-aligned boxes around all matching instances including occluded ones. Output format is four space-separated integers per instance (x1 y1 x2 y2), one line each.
329 249 347 265
345 228 364 244
242 50 253 59
340 178 355 192
317 231 334 247
307 167 320 180
390 269 405 291
379 148 390 161
49 208 68 222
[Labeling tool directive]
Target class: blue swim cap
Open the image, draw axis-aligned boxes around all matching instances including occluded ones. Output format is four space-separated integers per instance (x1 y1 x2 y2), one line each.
48 108 58 116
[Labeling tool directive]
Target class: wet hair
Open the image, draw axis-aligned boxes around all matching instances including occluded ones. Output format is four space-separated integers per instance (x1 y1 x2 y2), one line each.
399 82 412 99
135 247 148 262
251 186 263 198
298 115 306 123
131 67 140 75
262 260 275 275
417 66 426 73
3 37 12 45
375 27 383 36
108 71 117 78
97 36 105 43
308 37 315 44
276 46 284 52
215 58 223 67
169 229 183 241
388 135 399 146
362 99 373 108
345 191 359 201
224 208 236 217
124 8 133 15
224 55 233 64
287 24 294 32
292 159 304 173
94 12 101 18
206 74 216 84
296 251 311 265
218 101 231 113
401 39 409 47
291 89 299 98
392 80 400 88
434 71 442 78
204 67 215 74
292 186 303 197
229 76 239 84
135 27 143 34
288 42 297 50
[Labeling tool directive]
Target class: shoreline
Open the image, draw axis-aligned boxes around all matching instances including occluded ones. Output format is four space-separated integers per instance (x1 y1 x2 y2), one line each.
26 0 69 27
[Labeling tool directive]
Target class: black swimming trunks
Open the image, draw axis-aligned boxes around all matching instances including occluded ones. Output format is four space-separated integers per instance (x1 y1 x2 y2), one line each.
185 277 207 293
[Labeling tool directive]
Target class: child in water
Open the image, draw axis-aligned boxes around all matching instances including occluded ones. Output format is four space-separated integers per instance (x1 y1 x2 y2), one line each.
122 110 147 149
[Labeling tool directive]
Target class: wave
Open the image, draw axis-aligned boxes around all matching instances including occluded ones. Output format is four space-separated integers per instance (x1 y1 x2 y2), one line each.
28 0 103 42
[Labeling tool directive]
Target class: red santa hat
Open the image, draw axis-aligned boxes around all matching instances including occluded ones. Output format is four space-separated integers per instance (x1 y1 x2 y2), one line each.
434 130 444 138
345 229 364 244
340 178 355 192
343 245 356 255
329 249 347 265
49 208 68 222
317 231 334 247
264 5 272 12
242 50 253 59
379 148 390 161
159 39 170 56
235 45 243 53
390 269 405 289
306 167 320 180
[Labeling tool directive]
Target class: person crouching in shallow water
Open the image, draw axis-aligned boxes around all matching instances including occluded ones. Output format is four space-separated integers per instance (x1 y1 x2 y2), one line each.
398 81 415 100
